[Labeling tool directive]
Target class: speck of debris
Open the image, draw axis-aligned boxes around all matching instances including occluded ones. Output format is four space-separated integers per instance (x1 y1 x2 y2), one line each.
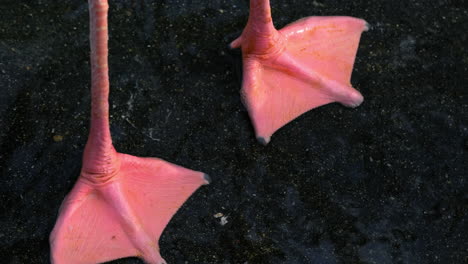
220 216 228 226
214 213 223 218
53 135 63 142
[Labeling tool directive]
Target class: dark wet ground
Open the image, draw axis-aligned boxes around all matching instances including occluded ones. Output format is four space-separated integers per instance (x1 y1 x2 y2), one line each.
1 0 467 263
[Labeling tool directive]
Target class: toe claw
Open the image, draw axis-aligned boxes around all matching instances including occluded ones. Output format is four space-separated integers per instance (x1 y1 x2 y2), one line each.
203 173 212 184
257 137 270 146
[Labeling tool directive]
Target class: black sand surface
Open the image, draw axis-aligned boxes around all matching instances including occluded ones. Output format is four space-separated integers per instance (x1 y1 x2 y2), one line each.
0 0 467 263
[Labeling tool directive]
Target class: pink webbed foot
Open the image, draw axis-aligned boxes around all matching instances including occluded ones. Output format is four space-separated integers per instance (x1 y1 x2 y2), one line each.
231 1 368 144
50 153 209 264
50 1 209 263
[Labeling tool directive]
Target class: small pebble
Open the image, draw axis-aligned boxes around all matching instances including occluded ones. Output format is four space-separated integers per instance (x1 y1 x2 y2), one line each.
220 216 228 226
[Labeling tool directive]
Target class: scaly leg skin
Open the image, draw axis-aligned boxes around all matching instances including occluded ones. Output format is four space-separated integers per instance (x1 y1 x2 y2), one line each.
231 0 369 145
49 1 209 263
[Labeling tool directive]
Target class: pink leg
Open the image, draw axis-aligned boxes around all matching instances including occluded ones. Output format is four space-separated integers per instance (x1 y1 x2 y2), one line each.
49 1 209 263
232 0 368 144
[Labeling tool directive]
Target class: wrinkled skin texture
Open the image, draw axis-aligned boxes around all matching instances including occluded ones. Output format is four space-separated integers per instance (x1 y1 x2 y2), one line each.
49 1 209 263
231 0 368 144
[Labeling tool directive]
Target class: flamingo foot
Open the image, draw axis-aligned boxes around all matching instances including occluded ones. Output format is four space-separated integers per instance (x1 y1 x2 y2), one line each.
50 153 209 264
232 7 368 144
50 1 210 263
